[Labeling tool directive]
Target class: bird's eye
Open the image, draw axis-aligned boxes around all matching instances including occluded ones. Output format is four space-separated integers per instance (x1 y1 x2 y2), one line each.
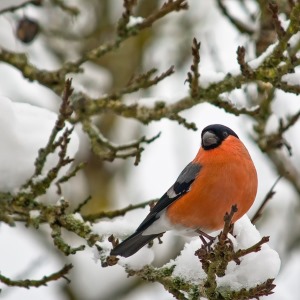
223 132 229 138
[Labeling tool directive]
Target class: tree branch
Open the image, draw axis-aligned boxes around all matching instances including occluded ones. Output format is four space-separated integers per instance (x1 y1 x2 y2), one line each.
0 264 73 288
83 199 157 222
252 176 282 224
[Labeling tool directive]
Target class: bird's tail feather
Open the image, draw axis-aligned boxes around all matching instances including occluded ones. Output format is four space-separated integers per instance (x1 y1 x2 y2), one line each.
110 231 160 258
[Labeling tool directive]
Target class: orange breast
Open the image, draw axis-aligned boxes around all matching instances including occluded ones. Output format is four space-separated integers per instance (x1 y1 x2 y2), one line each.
166 136 258 231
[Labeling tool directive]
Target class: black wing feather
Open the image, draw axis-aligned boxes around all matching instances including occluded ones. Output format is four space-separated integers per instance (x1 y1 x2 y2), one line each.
136 162 202 232
110 231 160 258
110 162 202 257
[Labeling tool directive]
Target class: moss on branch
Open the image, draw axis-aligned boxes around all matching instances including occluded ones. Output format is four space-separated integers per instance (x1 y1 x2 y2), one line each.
0 264 73 288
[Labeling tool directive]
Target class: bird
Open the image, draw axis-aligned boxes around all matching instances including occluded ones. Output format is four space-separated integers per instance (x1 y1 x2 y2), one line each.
111 124 258 257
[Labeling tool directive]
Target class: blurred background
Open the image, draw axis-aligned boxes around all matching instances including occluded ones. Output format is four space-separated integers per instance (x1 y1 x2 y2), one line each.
0 0 300 299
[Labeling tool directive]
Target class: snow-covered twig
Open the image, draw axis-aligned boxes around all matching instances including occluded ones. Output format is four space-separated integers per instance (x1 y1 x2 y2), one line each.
122 210 278 300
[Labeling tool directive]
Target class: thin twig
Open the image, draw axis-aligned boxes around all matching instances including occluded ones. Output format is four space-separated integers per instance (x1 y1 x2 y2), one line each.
216 0 255 35
0 264 73 288
73 196 92 213
81 117 161 165
186 38 201 98
83 199 157 222
251 176 282 224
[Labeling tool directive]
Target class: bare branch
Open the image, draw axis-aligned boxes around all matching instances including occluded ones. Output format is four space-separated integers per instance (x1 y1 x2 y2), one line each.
73 196 92 214
252 176 282 224
234 236 270 260
0 264 73 288
237 46 254 78
268 2 286 39
216 0 255 35
81 117 161 165
108 66 175 101
136 0 188 31
186 38 201 98
21 79 74 192
83 199 157 222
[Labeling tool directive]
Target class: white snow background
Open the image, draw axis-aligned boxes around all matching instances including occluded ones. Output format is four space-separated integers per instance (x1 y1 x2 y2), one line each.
0 0 299 299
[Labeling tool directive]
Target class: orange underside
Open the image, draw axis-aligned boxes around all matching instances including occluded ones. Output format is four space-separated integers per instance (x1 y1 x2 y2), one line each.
166 136 258 231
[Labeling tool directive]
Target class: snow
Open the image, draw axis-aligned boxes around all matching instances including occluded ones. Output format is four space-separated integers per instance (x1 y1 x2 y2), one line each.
199 70 226 88
93 208 156 268
0 0 296 298
0 224 63 300
168 239 206 282
248 44 277 69
29 210 40 219
126 16 144 28
281 73 300 86
118 247 155 270
270 251 300 300
96 212 280 292
93 208 149 238
70 62 112 98
72 212 84 222
92 207 155 269
0 96 79 195
165 216 280 291
217 216 280 290
265 114 280 135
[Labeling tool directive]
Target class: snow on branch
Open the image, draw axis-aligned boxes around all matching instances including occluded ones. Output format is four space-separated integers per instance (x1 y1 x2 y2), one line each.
109 209 280 300
0 81 100 255
0 0 299 297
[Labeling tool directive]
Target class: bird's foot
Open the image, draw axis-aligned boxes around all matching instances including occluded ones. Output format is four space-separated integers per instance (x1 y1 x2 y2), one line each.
196 229 216 249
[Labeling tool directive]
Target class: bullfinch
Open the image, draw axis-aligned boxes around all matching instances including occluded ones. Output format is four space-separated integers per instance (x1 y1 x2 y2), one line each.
111 124 258 257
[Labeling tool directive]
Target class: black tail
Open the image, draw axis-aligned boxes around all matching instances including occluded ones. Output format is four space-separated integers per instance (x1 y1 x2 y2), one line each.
110 231 160 258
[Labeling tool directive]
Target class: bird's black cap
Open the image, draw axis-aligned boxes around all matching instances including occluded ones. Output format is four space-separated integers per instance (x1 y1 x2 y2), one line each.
201 124 239 150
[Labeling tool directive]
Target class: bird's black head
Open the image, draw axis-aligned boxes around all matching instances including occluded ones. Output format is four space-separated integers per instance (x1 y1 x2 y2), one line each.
201 124 239 150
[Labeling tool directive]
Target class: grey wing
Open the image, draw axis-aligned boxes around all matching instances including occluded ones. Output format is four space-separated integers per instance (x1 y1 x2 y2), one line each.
136 162 202 232
110 162 202 257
